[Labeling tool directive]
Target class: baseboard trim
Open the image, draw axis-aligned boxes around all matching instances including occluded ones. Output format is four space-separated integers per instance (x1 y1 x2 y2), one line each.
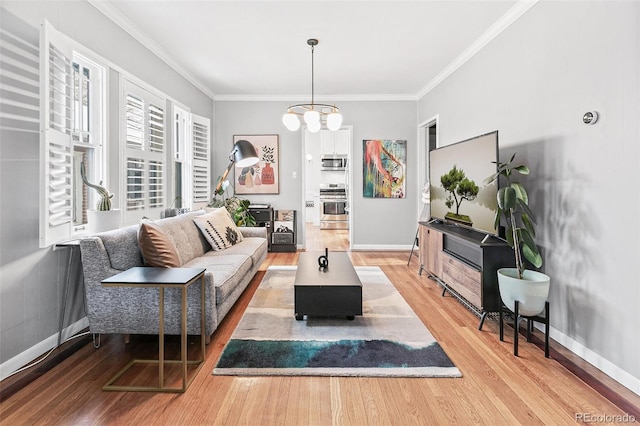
0 317 89 382
548 326 640 397
351 244 413 251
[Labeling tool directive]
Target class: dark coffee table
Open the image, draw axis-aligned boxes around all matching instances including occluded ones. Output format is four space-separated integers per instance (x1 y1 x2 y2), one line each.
294 251 362 320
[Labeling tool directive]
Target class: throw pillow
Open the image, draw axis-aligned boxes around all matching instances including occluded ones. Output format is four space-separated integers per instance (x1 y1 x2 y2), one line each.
137 219 181 267
193 208 243 251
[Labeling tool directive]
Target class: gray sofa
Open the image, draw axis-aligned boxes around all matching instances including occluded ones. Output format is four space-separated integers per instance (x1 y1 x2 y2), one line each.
78 210 268 341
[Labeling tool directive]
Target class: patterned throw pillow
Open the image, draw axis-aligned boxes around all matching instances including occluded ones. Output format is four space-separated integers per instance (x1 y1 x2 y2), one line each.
193 208 244 251
137 219 181 267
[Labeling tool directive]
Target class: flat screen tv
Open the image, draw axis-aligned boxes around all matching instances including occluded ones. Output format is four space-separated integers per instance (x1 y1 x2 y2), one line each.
429 131 499 236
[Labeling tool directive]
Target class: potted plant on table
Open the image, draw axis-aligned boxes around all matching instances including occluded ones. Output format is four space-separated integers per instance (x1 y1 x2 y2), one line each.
80 162 120 233
484 153 549 316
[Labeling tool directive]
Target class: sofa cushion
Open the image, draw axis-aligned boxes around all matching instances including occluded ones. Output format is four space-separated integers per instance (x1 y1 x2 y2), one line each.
193 208 244 251
183 254 252 304
138 219 181 267
154 211 209 265
206 237 268 269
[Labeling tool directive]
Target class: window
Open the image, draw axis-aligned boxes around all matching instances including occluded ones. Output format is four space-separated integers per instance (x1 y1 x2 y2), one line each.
171 105 210 210
122 79 166 225
173 104 191 208
191 113 211 206
39 21 106 247
39 21 210 240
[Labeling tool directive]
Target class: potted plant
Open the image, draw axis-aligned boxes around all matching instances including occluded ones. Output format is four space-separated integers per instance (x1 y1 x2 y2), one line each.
80 162 120 233
484 153 549 316
162 196 182 218
208 180 256 227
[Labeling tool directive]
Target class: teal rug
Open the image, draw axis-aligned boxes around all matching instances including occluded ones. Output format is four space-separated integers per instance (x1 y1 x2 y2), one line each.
213 266 461 377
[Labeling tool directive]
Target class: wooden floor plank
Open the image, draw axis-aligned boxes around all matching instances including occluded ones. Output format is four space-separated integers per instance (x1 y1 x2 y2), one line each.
1 244 639 425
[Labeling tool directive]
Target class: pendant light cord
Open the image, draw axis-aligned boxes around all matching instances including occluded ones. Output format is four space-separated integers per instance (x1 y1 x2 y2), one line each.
310 43 315 107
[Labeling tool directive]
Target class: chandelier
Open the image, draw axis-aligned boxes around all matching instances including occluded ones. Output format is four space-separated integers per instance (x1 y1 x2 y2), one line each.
282 39 343 133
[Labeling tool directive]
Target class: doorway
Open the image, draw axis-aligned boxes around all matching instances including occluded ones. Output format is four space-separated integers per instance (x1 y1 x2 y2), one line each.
418 116 438 223
301 127 353 251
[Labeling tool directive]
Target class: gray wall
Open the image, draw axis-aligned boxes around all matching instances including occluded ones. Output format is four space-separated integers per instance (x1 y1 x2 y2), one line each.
0 1 212 372
418 1 639 387
214 100 418 248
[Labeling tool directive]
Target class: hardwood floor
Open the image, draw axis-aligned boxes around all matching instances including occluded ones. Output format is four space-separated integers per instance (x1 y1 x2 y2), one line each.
1 251 639 425
304 223 349 251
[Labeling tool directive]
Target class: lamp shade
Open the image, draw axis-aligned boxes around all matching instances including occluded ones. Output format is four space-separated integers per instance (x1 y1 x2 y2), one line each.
326 111 343 131
307 120 321 133
303 109 320 126
233 140 260 167
282 112 300 131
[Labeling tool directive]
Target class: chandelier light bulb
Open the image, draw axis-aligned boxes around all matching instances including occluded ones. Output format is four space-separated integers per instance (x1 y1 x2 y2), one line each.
307 119 321 133
327 111 343 131
304 109 320 126
282 112 300 131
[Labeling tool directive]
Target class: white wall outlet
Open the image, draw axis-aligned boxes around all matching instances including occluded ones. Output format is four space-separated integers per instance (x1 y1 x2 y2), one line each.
292 171 297 179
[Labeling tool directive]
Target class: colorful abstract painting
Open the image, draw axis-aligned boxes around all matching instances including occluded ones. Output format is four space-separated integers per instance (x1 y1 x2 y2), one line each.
362 140 406 198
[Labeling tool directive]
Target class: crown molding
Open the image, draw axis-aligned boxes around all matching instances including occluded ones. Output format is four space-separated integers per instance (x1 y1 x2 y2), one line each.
416 0 539 100
87 0 216 100
214 93 418 102
88 0 537 105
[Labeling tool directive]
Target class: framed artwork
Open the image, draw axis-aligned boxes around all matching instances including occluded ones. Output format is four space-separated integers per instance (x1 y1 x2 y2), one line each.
233 134 279 195
363 139 406 198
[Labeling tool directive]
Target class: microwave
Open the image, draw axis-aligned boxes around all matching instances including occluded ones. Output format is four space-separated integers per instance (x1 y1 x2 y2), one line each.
321 154 347 171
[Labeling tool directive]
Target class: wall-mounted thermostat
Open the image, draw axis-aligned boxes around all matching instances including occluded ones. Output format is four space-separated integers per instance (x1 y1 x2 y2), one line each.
583 111 599 125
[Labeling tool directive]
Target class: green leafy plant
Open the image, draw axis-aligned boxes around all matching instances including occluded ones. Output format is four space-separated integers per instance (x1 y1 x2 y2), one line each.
229 198 256 227
484 153 542 279
208 183 255 227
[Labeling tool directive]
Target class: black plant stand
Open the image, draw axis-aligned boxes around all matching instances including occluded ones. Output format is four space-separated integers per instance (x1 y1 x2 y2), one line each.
500 300 550 358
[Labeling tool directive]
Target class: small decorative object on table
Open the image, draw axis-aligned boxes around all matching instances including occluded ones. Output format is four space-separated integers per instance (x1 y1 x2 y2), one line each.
81 162 120 233
80 161 113 211
318 248 329 271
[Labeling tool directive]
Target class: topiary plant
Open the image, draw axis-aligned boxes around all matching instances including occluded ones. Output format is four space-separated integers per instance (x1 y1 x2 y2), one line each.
80 162 113 211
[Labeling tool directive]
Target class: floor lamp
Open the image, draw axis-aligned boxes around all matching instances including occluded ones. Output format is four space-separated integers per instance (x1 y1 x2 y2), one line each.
408 183 431 267
214 140 260 195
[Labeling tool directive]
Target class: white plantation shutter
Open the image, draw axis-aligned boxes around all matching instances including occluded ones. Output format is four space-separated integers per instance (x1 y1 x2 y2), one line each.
148 160 164 208
148 103 164 153
37 20 107 246
0 19 40 133
125 93 144 150
122 79 166 224
191 113 210 205
125 157 145 211
40 20 74 247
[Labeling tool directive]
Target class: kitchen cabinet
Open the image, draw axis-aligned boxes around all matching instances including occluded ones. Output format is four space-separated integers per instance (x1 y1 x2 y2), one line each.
320 129 349 155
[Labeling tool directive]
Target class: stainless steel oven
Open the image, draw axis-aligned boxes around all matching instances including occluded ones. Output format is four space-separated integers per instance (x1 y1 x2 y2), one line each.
319 183 348 230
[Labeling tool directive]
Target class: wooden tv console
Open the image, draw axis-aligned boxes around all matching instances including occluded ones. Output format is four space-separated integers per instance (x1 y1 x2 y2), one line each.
418 220 513 330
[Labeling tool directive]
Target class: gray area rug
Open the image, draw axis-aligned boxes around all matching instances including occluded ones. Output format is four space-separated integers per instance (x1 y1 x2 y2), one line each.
213 266 462 377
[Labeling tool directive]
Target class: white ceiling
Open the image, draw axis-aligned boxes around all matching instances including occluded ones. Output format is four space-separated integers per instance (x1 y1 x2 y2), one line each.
97 0 521 100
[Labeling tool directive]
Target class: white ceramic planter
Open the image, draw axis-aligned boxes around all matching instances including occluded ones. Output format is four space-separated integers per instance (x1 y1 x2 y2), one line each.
87 209 121 234
497 268 550 316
